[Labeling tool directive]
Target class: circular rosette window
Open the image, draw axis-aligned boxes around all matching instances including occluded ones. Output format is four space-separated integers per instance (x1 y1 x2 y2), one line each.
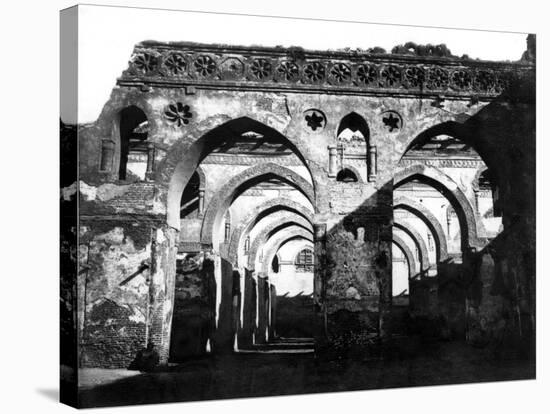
130 51 160 76
249 58 273 81
274 61 300 83
161 52 188 77
379 65 402 88
473 70 496 93
355 64 378 87
380 110 403 133
302 62 326 84
403 66 425 88
303 109 326 132
328 63 352 85
426 67 449 90
450 69 473 91
164 102 193 127
192 55 217 78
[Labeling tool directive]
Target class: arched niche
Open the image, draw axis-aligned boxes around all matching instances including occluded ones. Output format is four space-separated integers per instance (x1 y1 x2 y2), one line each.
330 112 376 181
337 112 370 147
101 105 153 181
336 167 361 183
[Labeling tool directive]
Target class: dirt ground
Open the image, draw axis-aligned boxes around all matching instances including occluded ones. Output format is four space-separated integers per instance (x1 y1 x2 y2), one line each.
78 340 535 408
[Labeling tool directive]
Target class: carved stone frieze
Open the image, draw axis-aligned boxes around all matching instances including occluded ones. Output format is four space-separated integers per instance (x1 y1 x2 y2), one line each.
399 157 485 168
119 42 532 99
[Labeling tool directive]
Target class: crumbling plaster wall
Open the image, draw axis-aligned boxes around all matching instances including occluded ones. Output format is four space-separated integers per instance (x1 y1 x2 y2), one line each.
75 78 492 365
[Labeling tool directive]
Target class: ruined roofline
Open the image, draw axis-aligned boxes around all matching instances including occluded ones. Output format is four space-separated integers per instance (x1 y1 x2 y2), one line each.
117 40 533 99
136 40 533 68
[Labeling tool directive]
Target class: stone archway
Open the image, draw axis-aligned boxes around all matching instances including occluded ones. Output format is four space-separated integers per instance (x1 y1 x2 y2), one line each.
393 220 430 271
164 116 320 230
247 215 313 269
392 235 417 279
227 198 315 266
261 229 314 276
394 164 484 250
394 196 449 262
200 163 315 249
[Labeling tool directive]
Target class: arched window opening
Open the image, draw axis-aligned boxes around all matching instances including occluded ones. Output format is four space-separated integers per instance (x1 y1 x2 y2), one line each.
337 112 370 142
271 255 280 273
336 168 359 183
334 112 375 181
118 106 150 181
180 171 200 219
295 248 314 272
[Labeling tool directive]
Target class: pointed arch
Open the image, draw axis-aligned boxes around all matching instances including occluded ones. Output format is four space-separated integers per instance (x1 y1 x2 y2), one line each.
337 112 370 140
336 166 362 183
393 219 430 270
200 163 315 247
166 116 318 230
101 105 150 181
259 228 314 275
247 215 313 269
227 198 314 266
394 164 485 249
401 120 500 175
394 195 449 262
392 235 416 279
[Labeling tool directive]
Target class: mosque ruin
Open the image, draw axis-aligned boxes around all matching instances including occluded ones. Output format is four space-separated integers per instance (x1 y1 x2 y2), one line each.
61 36 536 405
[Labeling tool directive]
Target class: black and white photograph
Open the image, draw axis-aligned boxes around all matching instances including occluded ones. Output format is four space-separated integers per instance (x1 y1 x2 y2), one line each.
59 3 537 408
2 1 547 412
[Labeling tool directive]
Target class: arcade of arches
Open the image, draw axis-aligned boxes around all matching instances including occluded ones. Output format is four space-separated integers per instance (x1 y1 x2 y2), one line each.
65 39 535 372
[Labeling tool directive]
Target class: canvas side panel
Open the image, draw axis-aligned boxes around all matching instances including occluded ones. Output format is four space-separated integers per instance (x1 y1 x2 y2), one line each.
60 5 79 408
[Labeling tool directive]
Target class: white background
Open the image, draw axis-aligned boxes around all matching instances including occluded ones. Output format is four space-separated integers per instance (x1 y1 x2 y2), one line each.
1 0 548 412
72 4 528 124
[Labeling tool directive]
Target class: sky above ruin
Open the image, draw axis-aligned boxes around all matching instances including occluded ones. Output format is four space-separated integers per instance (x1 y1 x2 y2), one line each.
65 5 528 124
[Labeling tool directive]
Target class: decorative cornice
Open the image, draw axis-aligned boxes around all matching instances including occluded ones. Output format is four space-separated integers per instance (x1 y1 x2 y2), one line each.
117 41 533 100
202 153 302 166
399 157 485 168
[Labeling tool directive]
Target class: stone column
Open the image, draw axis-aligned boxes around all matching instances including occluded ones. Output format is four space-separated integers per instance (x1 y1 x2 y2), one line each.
255 274 269 344
313 223 327 340
337 143 345 169
376 219 393 342
313 223 327 306
269 284 277 341
328 145 337 177
100 139 115 172
213 258 235 353
146 226 178 364
368 145 377 182
145 142 155 179
238 269 256 349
